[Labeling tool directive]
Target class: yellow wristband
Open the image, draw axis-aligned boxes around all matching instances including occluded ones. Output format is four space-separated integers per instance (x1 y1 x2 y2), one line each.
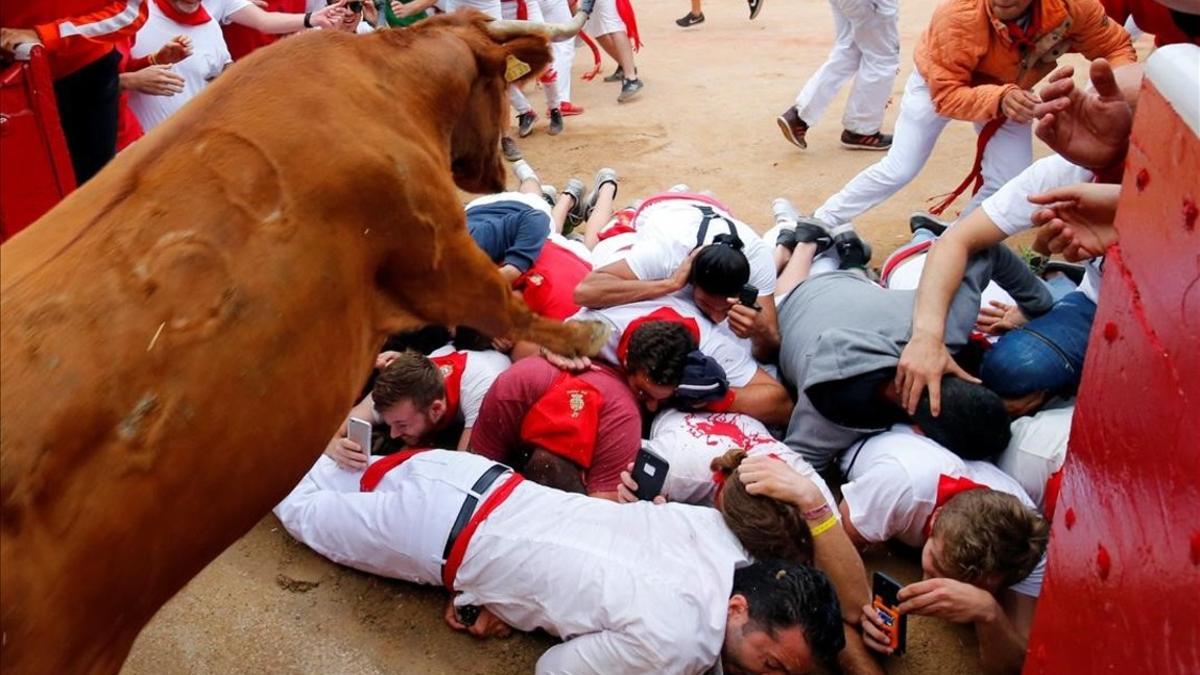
809 514 839 538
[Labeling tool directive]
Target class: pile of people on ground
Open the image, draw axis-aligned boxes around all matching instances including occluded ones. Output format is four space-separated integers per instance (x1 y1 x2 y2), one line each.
269 0 1198 661
8 0 1196 671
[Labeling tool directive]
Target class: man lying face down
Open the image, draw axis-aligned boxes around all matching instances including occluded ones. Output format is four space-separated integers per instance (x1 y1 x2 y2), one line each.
274 449 847 674
774 238 1056 472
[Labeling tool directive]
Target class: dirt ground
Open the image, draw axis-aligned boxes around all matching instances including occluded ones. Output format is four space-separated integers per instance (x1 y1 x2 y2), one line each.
122 1 1117 673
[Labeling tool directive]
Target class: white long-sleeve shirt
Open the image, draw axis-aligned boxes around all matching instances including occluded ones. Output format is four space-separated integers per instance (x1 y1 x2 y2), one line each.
275 451 751 674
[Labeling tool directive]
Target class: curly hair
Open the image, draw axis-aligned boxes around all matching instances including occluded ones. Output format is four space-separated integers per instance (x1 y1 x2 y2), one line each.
932 489 1049 588
732 560 846 667
711 449 813 564
624 321 697 386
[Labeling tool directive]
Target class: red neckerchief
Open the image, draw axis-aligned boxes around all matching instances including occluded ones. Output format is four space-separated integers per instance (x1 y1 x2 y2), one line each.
923 474 988 537
359 448 431 492
616 307 701 365
429 351 467 431
154 0 212 25
1004 11 1039 50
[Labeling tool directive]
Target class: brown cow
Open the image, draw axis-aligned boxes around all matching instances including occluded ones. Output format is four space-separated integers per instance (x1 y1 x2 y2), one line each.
0 11 605 674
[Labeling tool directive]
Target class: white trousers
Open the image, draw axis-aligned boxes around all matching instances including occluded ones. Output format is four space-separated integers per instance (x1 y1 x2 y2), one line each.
814 71 1033 227
503 0 562 112
793 0 899 134
539 0 577 103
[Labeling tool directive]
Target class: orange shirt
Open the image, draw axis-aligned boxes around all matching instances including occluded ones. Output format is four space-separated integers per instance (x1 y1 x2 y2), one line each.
914 0 1137 121
3 0 149 78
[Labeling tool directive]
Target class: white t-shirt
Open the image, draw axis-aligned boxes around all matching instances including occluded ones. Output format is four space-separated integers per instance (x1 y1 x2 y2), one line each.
997 403 1073 510
839 426 1046 597
129 0 250 131
572 295 760 387
647 409 837 511
981 153 1103 304
626 197 777 296
428 345 510 428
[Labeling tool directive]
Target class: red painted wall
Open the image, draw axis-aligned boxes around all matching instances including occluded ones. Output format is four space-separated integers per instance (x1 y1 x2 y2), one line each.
1024 68 1200 672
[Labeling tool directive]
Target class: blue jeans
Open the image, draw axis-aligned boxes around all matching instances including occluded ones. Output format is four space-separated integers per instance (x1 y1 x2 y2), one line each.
981 291 1097 397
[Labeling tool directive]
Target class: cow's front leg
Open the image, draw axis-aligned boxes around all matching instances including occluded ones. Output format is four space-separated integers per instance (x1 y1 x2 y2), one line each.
378 230 608 357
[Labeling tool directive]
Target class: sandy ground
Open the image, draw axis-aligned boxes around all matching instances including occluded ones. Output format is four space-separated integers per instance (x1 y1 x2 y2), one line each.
122 1 1116 672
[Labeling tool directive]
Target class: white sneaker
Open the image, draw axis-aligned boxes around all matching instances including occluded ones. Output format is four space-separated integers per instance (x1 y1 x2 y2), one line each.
513 159 538 184
668 183 690 193
772 197 800 227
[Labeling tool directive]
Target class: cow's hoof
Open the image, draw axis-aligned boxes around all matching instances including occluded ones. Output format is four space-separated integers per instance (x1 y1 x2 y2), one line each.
573 319 611 357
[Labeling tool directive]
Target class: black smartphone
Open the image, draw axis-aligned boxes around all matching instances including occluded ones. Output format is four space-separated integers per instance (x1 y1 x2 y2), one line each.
738 283 760 310
455 604 481 627
871 572 906 656
631 446 669 501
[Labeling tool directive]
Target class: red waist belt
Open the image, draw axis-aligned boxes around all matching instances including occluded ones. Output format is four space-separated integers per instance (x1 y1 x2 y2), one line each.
359 449 524 590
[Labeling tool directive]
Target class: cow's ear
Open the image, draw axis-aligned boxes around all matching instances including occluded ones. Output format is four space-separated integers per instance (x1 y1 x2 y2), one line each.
499 35 554 86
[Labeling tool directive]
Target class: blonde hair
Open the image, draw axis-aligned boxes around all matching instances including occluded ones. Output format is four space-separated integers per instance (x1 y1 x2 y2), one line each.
933 489 1049 587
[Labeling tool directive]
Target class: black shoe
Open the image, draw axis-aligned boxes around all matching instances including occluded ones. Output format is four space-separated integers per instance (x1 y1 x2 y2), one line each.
548 108 564 135
517 111 537 138
831 227 872 270
841 129 892 150
747 0 765 19
603 67 625 83
676 11 705 26
777 217 834 255
909 212 950 237
1043 260 1087 286
501 136 522 162
618 78 644 103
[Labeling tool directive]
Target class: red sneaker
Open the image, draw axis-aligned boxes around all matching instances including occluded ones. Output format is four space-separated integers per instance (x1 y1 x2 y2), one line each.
557 101 585 116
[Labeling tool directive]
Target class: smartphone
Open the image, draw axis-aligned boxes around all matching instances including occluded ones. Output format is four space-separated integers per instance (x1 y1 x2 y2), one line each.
871 572 906 656
738 283 761 310
347 416 373 458
455 604 481 627
631 446 669 501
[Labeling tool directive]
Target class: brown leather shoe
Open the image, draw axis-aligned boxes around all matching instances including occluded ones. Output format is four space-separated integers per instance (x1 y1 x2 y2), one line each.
777 107 808 150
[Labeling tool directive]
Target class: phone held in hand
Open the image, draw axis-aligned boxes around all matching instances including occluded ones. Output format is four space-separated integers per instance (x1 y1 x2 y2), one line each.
631 446 669 501
456 604 481 627
738 283 761 311
871 572 906 656
347 416 373 459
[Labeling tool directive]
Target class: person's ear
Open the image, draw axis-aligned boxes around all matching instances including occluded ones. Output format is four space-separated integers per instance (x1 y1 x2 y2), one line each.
928 507 941 531
430 398 447 421
727 593 749 625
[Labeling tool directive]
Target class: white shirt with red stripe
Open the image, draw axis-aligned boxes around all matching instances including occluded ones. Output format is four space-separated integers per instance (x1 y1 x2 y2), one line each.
428 345 510 428
646 409 838 512
275 450 750 674
839 425 1045 597
572 295 759 387
625 196 777 297
128 0 250 131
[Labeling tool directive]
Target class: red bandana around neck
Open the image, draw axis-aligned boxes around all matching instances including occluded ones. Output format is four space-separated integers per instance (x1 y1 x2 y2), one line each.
923 474 988 537
155 0 212 25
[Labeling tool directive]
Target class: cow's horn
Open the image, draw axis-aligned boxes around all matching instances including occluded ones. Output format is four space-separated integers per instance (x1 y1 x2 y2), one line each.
485 0 593 42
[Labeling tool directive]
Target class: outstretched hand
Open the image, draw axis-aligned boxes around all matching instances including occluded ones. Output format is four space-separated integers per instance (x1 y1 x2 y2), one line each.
1029 182 1121 261
309 0 349 28
1033 59 1133 171
895 333 980 417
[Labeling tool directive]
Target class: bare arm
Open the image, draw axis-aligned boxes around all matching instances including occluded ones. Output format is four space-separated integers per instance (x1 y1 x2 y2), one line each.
727 368 793 427
976 591 1036 674
572 259 684 309
895 209 1005 415
228 0 345 33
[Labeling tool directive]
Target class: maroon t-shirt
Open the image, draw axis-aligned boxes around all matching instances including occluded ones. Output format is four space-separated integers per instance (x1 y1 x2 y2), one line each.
472 357 640 493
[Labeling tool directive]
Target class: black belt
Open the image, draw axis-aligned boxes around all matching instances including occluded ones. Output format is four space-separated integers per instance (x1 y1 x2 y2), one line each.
441 463 511 566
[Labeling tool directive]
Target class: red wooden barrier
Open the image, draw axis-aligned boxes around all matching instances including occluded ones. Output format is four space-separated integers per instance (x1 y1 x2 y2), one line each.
1024 44 1200 674
0 45 76 242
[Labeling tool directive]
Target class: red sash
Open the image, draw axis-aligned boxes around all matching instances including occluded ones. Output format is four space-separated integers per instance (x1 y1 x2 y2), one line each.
923 474 988 537
443 472 525 589
519 371 604 468
430 351 467 429
154 0 212 25
516 240 592 320
616 307 701 364
614 0 641 51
